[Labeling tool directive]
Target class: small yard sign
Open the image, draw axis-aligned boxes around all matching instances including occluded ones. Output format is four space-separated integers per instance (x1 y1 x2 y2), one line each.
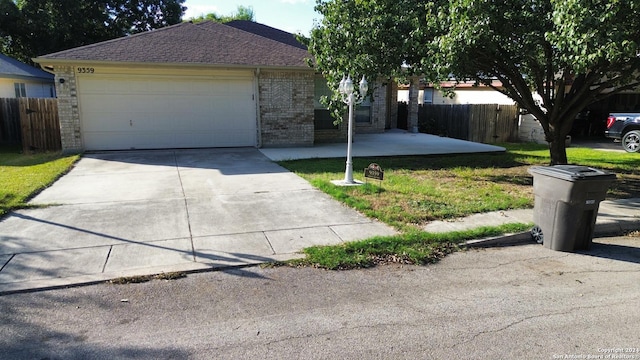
364 163 384 181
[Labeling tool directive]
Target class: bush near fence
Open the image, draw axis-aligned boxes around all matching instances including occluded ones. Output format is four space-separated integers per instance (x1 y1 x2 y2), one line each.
0 98 61 152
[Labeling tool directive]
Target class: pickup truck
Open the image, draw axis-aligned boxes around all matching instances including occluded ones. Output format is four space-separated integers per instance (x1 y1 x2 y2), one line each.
605 113 640 152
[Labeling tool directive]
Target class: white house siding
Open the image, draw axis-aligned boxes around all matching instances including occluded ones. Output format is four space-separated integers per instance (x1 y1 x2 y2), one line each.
0 79 14 98
398 88 514 105
0 78 55 98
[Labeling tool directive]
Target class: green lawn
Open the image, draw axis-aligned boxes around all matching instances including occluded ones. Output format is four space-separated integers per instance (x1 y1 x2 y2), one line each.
276 143 640 269
0 146 79 216
280 143 640 231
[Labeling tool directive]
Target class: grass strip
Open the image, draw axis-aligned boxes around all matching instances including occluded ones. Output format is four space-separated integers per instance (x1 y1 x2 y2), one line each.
275 223 532 270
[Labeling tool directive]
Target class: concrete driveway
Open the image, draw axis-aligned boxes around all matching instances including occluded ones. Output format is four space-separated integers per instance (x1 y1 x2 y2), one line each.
0 148 395 293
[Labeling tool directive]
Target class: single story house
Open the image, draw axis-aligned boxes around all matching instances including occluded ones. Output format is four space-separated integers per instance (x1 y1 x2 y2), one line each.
34 20 394 152
0 53 55 98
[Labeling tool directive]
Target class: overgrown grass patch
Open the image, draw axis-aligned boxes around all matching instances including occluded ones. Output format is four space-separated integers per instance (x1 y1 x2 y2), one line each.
0 146 79 216
281 152 537 231
276 223 532 270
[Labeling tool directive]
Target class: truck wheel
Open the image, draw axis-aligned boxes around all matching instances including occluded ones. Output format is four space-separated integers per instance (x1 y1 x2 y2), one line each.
622 130 640 153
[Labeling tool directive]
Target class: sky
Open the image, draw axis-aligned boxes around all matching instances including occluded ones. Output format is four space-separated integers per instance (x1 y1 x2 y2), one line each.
182 0 321 36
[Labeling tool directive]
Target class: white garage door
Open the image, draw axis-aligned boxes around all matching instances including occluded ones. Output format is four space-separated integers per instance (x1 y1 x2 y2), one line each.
78 74 257 150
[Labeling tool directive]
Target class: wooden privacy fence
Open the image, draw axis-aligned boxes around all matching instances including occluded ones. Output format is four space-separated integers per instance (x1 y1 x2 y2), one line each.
0 98 20 145
0 98 61 152
416 103 520 143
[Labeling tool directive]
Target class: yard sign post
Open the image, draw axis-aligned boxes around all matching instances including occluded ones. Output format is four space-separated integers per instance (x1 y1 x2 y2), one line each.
331 75 368 186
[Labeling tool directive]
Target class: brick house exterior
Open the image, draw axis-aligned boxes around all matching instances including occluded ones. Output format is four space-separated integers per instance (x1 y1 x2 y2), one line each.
34 21 393 152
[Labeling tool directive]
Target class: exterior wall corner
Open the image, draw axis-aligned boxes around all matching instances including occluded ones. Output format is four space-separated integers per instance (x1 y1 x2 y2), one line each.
54 66 82 151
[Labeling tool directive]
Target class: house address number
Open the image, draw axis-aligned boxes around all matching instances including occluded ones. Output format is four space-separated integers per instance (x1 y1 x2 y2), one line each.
77 67 95 74
364 163 384 181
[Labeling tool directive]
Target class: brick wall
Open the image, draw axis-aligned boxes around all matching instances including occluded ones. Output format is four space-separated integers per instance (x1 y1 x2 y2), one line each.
259 70 314 147
53 66 82 152
355 81 389 134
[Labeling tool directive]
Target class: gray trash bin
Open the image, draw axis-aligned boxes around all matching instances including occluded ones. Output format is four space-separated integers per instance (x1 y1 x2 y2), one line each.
528 165 616 252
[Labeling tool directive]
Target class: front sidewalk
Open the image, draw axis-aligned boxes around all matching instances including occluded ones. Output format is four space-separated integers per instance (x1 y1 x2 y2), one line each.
424 198 640 247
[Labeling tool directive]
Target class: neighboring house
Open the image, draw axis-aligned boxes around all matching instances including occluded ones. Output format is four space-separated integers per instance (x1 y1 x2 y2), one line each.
33 21 393 152
398 80 514 105
0 53 55 98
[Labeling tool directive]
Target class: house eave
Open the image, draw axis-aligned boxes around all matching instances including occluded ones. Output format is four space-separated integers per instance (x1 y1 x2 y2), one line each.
32 58 313 72
0 73 54 82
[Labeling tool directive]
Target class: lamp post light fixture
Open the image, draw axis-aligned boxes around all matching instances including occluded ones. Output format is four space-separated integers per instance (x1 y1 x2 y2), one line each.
331 74 368 186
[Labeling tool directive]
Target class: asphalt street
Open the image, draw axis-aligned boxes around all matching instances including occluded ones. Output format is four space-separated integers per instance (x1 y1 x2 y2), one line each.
1 234 638 359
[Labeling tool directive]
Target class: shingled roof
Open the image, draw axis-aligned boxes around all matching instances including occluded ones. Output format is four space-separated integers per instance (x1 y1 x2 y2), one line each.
0 53 54 81
35 21 311 69
224 20 307 50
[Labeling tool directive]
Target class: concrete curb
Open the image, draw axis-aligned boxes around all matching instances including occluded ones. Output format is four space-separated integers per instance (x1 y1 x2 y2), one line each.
464 221 640 248
464 231 534 248
0 253 306 296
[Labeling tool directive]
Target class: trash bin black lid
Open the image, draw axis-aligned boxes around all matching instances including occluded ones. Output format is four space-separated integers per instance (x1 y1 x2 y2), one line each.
528 165 616 181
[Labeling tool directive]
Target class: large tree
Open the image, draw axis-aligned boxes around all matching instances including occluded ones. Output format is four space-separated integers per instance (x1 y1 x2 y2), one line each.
429 0 640 164
310 0 640 164
0 0 27 60
187 5 255 23
0 0 185 63
309 0 432 121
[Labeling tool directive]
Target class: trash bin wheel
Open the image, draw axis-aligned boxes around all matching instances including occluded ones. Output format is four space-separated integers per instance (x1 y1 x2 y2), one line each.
531 226 544 244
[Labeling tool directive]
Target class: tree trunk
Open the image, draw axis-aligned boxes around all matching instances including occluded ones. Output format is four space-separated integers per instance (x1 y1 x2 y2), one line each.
548 132 568 165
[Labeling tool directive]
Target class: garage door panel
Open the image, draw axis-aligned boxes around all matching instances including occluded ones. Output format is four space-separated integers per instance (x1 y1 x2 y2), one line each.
83 132 134 151
78 75 257 150
82 116 131 132
170 95 214 115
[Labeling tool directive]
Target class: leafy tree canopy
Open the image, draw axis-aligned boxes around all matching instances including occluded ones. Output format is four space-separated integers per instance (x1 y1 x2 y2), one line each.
0 0 186 63
430 0 640 164
187 5 255 23
309 0 431 120
310 0 640 164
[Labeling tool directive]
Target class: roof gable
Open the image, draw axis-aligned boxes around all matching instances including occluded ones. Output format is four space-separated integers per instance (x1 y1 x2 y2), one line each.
0 53 54 81
35 21 311 69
